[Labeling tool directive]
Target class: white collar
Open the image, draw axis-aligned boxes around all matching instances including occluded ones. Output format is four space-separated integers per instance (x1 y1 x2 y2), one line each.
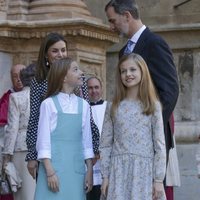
130 25 146 44
59 92 76 99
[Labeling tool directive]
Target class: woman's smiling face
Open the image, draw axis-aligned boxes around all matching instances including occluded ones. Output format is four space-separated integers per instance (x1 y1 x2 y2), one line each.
46 40 67 64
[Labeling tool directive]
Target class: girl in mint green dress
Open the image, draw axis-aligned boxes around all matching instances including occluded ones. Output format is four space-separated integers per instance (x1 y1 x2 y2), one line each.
35 57 94 200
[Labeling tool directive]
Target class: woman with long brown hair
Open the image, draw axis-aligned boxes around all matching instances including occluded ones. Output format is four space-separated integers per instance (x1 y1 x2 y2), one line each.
26 32 99 181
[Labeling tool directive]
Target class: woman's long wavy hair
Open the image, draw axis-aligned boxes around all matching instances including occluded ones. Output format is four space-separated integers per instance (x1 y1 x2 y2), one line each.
45 57 74 99
35 32 68 83
111 53 159 117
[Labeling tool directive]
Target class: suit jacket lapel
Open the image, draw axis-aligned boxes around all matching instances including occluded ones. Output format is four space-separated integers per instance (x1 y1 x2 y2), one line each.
133 27 150 54
119 27 151 59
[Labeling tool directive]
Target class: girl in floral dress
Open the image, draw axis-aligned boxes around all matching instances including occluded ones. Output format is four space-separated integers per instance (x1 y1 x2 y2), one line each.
100 53 166 200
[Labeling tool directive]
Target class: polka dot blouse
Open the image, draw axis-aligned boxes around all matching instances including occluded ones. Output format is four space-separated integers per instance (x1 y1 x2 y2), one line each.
26 77 100 161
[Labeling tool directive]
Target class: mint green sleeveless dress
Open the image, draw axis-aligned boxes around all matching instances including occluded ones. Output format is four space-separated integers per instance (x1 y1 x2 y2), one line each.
35 96 86 200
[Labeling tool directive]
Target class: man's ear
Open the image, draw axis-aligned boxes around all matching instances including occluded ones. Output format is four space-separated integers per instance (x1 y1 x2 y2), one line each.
123 11 132 22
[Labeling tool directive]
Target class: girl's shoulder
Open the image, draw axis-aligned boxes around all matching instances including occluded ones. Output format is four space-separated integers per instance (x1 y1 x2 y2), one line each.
41 96 54 107
76 96 90 107
152 100 162 117
154 100 162 110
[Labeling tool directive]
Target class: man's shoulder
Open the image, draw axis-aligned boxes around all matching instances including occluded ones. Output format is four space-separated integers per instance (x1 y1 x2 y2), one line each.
10 87 29 98
142 27 166 44
0 89 12 103
1 89 12 97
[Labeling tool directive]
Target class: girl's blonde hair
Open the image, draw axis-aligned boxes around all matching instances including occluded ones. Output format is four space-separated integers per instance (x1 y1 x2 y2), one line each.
46 57 74 98
111 53 159 117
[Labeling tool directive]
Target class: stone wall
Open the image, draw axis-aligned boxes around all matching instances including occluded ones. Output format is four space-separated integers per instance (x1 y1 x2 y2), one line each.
0 0 200 142
0 0 118 100
85 0 200 142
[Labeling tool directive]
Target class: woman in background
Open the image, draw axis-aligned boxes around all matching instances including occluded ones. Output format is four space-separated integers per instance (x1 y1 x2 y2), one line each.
3 64 36 200
26 33 99 180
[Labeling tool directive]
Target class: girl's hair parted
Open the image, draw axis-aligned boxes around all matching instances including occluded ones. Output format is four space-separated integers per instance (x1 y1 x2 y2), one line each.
45 57 74 99
111 53 159 117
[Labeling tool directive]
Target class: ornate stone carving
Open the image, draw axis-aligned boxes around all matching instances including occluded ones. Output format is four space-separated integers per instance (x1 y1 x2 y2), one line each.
0 0 7 11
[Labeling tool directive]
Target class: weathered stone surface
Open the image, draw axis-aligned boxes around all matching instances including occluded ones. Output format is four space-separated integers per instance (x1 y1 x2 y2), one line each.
86 0 200 143
0 0 119 100
174 144 200 200
0 0 200 142
0 0 200 198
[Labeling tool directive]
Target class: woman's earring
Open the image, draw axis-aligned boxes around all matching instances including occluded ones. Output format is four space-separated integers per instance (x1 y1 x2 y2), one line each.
45 58 49 67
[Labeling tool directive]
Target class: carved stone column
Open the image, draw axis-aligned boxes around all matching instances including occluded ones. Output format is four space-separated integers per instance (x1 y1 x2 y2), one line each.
0 0 8 20
0 0 119 98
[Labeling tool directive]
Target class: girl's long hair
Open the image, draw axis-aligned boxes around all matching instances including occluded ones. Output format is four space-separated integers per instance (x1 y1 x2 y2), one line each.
111 53 159 117
35 32 68 82
45 57 74 98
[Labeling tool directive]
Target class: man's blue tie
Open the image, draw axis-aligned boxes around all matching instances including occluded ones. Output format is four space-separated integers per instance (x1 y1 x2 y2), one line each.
124 40 134 55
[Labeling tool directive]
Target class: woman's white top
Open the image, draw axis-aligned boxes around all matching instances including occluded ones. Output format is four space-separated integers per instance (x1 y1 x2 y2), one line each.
36 92 94 160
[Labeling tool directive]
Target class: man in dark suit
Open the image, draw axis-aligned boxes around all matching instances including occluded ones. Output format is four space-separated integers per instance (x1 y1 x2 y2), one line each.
105 1 179 199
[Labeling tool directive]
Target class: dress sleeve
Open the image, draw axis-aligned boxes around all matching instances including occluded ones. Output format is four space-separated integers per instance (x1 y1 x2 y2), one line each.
99 103 114 178
152 102 166 181
36 100 51 160
26 78 47 161
3 94 19 155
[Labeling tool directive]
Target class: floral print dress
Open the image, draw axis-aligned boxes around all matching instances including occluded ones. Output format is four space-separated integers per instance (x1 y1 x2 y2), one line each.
100 100 166 200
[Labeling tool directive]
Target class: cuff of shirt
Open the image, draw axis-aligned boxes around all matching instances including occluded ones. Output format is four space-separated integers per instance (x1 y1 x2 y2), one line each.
37 150 51 160
84 148 94 160
154 179 163 183
25 148 38 161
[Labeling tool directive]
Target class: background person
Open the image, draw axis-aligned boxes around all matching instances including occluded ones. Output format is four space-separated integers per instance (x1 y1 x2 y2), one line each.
2 64 36 200
0 64 25 176
87 76 107 200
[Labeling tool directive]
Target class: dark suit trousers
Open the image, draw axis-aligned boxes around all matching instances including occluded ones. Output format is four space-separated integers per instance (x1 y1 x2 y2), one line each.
87 185 101 200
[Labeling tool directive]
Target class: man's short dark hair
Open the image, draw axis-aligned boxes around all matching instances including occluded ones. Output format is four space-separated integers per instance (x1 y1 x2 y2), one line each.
87 76 102 87
105 0 140 19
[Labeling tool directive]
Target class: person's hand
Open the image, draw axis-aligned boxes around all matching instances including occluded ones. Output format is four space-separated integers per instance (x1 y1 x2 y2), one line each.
47 172 59 192
85 169 93 193
2 154 12 169
27 160 38 179
153 181 166 200
92 154 100 165
101 178 109 198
